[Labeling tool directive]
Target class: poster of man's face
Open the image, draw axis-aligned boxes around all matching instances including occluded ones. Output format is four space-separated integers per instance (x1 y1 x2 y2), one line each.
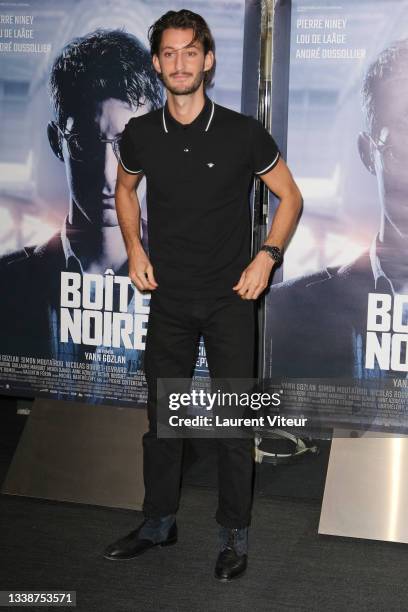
51 98 147 228
47 28 161 244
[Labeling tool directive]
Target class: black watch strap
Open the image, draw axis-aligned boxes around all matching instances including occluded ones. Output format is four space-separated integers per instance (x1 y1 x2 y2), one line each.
259 245 283 265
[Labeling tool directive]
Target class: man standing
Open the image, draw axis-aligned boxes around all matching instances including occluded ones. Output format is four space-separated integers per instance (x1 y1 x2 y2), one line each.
104 10 302 581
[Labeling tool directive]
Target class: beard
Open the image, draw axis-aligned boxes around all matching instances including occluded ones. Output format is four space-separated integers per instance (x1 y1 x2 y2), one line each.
160 69 205 96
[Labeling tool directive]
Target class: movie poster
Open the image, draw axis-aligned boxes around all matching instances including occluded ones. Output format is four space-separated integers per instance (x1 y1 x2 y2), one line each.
265 0 408 432
0 0 249 406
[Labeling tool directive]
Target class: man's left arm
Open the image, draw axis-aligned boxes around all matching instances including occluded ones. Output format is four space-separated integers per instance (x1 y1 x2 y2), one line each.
233 157 302 300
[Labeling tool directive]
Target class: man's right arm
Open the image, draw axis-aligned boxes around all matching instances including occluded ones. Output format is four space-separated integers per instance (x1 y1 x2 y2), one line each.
115 163 158 292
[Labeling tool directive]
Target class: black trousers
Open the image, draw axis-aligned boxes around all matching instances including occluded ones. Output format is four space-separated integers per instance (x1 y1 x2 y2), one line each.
142 289 255 528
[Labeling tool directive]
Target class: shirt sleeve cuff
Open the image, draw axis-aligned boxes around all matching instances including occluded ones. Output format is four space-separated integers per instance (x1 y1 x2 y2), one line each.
119 157 143 175
254 151 280 176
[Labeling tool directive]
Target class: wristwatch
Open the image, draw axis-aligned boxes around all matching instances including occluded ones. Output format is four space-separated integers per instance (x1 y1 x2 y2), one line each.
259 244 283 265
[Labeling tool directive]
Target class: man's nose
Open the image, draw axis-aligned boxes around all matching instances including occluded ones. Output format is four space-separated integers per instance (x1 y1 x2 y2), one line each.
175 49 185 72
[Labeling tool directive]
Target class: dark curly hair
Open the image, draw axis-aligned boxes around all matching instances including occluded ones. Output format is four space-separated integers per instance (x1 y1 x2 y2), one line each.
49 28 162 128
148 9 216 88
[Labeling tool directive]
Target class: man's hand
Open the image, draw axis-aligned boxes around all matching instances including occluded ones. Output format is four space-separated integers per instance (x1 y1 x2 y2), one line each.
233 251 275 300
128 245 158 292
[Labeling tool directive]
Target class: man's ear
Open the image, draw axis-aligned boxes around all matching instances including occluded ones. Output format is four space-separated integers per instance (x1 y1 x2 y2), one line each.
47 121 64 161
204 50 214 73
358 131 376 175
152 54 162 75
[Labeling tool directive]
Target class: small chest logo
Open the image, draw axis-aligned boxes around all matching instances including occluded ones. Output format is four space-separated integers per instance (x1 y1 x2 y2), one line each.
206 162 215 168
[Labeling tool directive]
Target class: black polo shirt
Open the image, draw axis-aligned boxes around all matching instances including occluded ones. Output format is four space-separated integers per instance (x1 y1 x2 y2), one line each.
119 95 280 298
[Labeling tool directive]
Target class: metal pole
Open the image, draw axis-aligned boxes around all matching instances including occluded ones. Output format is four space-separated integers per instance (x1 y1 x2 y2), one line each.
256 0 276 382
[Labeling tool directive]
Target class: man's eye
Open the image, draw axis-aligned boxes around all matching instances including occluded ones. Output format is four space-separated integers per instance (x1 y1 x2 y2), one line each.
187 51 197 57
164 52 173 58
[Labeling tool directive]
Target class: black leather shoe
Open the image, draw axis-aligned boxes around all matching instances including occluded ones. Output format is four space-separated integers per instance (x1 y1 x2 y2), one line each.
214 527 248 582
215 548 247 582
103 519 177 561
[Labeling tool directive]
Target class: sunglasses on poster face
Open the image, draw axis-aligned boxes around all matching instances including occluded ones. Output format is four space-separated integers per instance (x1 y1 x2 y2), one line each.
367 127 408 173
50 121 122 163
